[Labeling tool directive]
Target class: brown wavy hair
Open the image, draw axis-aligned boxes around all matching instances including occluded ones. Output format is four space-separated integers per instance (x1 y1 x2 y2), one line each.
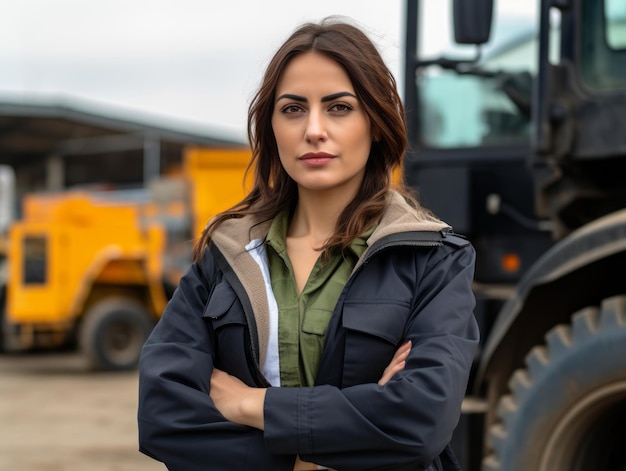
193 18 418 262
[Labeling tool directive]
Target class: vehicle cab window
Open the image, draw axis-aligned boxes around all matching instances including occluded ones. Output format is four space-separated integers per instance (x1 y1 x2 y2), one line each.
580 0 626 91
415 0 539 149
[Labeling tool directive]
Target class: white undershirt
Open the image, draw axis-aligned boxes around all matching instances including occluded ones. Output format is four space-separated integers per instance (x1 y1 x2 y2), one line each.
246 239 281 387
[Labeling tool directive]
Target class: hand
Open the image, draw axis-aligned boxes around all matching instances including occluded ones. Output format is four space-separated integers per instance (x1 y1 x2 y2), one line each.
378 340 411 385
210 368 267 430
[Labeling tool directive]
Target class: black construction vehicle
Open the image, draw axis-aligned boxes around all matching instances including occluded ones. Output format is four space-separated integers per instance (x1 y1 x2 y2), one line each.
403 0 626 469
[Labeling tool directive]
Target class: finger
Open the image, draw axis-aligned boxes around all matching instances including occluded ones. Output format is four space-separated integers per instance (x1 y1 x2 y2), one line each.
398 340 412 355
379 355 407 385
387 360 405 377
378 341 412 386
390 340 411 363
378 360 405 386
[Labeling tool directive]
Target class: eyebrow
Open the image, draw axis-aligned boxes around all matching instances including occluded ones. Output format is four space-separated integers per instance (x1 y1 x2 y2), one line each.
275 91 357 103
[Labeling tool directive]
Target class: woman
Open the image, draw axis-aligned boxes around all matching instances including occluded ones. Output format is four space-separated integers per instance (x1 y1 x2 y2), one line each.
138 19 479 471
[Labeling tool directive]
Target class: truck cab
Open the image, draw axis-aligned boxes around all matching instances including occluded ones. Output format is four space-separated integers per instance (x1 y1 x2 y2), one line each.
403 1 626 469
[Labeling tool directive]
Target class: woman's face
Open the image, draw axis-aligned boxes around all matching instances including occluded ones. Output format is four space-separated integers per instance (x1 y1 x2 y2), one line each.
271 51 372 196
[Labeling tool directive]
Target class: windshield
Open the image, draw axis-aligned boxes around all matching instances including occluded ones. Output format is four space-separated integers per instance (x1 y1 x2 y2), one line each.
580 0 626 90
606 0 626 49
415 0 538 149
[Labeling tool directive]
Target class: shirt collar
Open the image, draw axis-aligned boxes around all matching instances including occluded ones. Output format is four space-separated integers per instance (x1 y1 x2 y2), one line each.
265 209 289 254
265 209 376 259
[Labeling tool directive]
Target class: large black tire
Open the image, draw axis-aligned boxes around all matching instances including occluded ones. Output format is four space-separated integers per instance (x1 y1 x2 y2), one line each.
79 297 154 371
483 295 626 471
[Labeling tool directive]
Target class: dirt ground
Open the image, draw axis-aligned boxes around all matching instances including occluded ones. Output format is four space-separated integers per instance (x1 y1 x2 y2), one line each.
0 351 164 471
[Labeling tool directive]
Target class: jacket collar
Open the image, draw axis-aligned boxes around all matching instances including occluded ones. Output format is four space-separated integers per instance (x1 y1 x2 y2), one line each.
366 191 450 248
211 190 450 257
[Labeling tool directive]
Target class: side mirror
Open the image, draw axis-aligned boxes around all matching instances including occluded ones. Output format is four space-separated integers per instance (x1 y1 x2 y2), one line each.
453 0 494 45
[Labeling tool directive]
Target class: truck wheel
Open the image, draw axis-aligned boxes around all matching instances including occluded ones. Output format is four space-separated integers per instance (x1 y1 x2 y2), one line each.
79 298 154 371
483 295 626 471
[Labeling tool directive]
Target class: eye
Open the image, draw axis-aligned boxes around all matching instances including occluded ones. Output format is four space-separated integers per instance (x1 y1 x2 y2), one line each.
329 102 353 113
281 104 304 114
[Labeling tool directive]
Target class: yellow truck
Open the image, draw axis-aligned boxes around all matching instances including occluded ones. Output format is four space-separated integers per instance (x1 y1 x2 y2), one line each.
0 146 251 370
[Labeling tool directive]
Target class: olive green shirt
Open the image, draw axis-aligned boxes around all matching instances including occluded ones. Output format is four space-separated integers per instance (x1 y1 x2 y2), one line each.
265 211 373 387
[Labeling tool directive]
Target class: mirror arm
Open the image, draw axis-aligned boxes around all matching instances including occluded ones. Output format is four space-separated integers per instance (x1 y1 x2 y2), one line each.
415 45 482 72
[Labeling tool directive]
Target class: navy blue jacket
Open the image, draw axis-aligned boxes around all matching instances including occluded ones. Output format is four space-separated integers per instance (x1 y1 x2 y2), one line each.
138 193 479 470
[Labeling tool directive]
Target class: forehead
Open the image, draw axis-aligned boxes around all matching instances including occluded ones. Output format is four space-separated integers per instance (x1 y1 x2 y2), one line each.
276 51 355 94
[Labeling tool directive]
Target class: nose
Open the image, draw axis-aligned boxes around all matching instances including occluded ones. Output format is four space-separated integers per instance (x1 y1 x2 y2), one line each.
304 109 327 143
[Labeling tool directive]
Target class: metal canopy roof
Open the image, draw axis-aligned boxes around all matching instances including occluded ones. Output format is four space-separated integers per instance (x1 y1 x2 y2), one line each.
0 99 245 167
0 98 246 191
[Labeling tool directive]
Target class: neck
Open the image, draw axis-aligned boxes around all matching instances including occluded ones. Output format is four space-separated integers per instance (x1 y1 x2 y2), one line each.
288 186 356 242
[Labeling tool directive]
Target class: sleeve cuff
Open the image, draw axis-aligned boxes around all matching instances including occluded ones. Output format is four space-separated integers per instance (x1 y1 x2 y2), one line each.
264 386 314 455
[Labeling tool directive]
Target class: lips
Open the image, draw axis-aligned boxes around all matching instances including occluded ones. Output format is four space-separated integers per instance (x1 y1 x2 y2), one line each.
298 152 336 167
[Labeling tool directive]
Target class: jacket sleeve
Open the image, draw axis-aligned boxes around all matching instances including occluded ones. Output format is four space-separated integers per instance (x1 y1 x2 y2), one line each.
137 252 293 471
263 242 480 471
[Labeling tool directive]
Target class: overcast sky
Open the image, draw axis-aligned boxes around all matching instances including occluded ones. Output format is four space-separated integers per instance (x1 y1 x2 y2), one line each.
1 1 408 141
1 1 538 142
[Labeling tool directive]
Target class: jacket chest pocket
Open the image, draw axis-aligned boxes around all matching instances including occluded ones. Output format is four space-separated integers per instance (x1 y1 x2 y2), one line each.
341 300 410 387
202 281 253 383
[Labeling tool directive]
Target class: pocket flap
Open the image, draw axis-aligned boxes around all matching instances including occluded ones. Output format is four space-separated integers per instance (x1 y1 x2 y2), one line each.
342 301 408 344
202 281 239 323
302 308 333 336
